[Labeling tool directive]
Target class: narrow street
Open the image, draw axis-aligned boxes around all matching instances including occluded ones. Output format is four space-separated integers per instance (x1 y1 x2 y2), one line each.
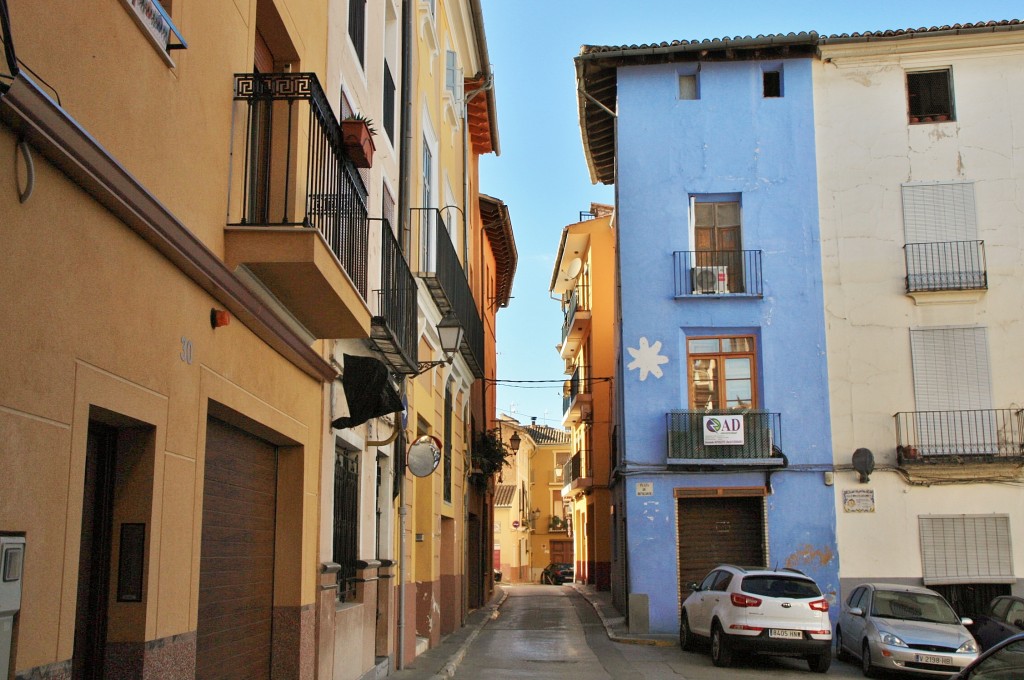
453 585 865 679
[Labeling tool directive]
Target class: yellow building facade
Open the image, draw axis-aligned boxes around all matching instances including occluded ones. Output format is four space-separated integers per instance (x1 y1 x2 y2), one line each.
551 205 616 591
0 0 510 677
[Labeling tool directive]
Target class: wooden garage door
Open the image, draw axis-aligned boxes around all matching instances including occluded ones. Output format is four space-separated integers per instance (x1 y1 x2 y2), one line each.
197 418 278 679
677 495 765 596
550 540 572 565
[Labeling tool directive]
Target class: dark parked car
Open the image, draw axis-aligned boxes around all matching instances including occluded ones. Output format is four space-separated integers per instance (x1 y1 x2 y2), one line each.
540 562 573 585
951 631 1024 679
971 596 1024 651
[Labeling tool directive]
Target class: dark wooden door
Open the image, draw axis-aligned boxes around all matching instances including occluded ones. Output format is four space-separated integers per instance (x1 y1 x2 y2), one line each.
196 418 278 679
694 201 743 292
72 422 117 680
550 540 572 565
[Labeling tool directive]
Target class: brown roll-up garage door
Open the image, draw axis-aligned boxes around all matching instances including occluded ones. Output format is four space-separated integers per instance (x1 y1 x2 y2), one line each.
197 417 278 679
677 494 765 596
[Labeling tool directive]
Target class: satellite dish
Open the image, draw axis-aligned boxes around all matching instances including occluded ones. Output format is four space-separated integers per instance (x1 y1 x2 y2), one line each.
563 257 582 279
408 435 442 477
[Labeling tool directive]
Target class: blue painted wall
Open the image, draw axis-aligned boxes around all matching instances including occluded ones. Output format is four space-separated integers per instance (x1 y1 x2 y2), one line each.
614 57 840 633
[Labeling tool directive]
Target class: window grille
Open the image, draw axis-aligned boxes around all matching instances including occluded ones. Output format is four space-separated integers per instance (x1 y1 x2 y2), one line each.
333 446 359 601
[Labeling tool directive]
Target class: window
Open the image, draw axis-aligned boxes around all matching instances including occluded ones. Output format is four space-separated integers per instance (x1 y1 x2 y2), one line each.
920 515 1013 585
348 0 366 66
445 50 463 109
678 74 698 100
421 138 434 269
907 69 954 123
763 70 782 98
333 445 359 602
902 182 985 292
383 61 396 141
688 336 756 411
910 327 991 412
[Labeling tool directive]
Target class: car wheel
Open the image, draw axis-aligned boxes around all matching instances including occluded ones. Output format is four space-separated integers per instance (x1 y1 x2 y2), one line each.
835 627 848 662
679 612 694 651
710 622 733 668
807 648 831 674
861 641 878 678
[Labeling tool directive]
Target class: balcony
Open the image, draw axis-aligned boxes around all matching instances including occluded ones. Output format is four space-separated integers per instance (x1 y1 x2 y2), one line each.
666 410 784 467
225 72 370 340
562 366 592 426
561 453 591 499
560 284 591 360
369 220 418 374
895 409 1024 465
418 212 484 378
673 250 763 297
904 241 987 293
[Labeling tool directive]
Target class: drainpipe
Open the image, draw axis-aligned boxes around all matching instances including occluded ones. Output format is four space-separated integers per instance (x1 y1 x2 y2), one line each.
397 0 414 669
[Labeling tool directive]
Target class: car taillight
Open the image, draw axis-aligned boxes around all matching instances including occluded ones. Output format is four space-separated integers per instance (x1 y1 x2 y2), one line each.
730 593 762 608
809 599 829 612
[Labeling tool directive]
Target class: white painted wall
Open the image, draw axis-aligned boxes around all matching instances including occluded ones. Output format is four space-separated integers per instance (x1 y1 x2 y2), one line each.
814 34 1024 585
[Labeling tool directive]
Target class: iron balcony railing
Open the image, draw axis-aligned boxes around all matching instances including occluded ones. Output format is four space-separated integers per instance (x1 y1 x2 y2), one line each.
562 452 584 487
895 409 1024 463
420 212 484 378
231 72 368 299
904 241 987 293
673 250 763 297
561 284 590 343
563 366 590 415
370 219 418 373
667 410 782 463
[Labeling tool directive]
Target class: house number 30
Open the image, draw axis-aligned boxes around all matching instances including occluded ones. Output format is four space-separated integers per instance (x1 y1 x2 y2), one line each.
180 337 194 365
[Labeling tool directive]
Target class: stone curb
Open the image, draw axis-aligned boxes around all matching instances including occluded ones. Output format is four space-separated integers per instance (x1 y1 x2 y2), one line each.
570 583 678 648
428 586 510 679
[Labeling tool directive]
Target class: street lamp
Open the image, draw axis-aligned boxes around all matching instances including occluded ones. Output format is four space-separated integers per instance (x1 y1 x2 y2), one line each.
413 310 464 376
509 431 521 454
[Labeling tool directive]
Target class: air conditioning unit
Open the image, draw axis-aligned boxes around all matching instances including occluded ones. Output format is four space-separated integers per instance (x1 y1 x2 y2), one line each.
692 266 729 294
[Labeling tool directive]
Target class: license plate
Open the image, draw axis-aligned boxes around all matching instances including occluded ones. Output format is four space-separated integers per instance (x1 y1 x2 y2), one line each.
769 629 803 639
915 654 951 665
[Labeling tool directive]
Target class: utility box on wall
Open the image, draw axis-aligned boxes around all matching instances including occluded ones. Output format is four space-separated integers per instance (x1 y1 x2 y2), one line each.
0 533 26 678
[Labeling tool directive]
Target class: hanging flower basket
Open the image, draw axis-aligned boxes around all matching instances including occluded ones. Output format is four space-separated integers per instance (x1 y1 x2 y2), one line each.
341 118 376 168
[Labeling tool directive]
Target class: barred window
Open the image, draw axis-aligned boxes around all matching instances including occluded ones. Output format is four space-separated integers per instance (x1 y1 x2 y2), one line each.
348 0 366 66
907 69 954 123
333 445 359 601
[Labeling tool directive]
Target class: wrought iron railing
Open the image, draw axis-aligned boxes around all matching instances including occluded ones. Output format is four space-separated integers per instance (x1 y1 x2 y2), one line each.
421 211 484 377
371 219 417 372
561 284 589 343
667 410 782 462
231 72 368 299
673 250 763 297
895 409 1024 463
562 452 584 487
563 366 590 415
904 241 987 292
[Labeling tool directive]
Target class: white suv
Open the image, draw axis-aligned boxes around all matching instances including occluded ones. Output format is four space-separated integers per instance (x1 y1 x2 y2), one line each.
680 564 833 673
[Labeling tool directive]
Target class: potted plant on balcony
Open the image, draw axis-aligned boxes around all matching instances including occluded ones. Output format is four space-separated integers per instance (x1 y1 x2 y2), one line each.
548 515 565 532
341 113 376 168
469 429 514 487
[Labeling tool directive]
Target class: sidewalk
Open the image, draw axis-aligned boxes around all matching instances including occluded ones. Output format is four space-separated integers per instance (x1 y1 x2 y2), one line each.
385 582 675 679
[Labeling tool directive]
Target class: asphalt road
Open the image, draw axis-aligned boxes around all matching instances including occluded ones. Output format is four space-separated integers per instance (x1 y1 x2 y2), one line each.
454 584 867 679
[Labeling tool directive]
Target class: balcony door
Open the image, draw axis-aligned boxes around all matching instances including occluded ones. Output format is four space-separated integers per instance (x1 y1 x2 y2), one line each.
694 200 743 293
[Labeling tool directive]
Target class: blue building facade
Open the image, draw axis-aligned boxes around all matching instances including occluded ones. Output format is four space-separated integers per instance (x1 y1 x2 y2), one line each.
577 38 840 634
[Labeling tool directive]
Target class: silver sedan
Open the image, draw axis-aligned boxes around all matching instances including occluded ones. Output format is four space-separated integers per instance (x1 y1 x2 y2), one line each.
835 583 979 677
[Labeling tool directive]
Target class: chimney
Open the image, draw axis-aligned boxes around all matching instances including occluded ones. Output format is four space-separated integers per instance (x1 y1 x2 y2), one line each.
531 417 537 426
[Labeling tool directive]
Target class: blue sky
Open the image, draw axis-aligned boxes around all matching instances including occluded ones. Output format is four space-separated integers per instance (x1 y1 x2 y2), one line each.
477 1 1020 427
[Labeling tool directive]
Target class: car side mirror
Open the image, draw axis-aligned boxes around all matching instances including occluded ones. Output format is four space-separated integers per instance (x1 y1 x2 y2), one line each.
850 606 864 617
687 582 700 592
1013 619 1024 628
961 617 973 627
